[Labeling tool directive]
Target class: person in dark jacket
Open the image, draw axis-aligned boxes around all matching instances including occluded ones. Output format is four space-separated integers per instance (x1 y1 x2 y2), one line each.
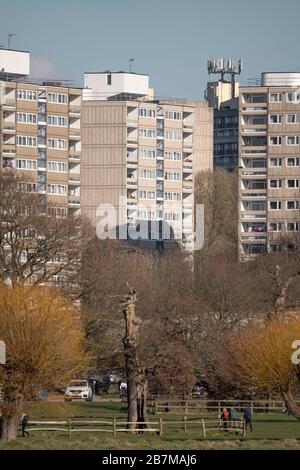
21 413 29 438
243 406 253 432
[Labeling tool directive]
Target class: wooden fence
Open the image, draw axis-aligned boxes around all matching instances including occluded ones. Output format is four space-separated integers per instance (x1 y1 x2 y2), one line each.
148 398 300 415
26 417 245 438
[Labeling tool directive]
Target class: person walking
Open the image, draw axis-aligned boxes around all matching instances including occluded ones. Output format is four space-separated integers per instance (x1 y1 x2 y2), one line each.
21 413 29 438
244 406 253 432
230 407 239 433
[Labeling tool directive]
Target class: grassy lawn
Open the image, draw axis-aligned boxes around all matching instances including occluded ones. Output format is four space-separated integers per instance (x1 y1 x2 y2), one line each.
0 400 300 450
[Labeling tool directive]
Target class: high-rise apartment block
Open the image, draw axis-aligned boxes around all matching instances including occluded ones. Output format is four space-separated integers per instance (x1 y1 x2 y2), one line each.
0 48 81 217
239 72 300 260
81 71 213 250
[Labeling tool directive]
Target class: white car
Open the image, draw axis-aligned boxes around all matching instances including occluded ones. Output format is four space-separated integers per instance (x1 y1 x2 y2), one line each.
64 380 93 402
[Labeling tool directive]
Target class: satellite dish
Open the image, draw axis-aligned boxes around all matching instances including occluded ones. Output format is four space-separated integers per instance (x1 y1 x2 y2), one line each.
0 340 6 365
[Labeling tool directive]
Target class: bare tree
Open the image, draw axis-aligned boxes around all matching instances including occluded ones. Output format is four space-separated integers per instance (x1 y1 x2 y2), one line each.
0 174 91 293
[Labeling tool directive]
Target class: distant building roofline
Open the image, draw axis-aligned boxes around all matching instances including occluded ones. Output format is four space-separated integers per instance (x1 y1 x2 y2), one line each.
0 47 30 54
84 71 149 76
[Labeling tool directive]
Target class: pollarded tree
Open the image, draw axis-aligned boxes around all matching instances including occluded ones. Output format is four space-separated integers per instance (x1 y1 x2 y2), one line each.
0 283 88 441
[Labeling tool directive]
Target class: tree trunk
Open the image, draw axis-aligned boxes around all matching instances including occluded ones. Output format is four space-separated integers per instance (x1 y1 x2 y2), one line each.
121 288 148 432
0 415 18 441
282 388 300 420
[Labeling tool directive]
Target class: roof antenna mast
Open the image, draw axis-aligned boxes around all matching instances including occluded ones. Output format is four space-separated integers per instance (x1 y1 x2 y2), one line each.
129 58 134 73
8 32 16 49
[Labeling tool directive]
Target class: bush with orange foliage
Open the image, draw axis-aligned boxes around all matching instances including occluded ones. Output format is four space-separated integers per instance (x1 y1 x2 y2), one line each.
0 284 88 441
218 317 300 419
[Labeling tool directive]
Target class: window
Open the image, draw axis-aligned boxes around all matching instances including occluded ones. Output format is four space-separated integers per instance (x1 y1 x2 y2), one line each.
165 130 182 140
17 135 37 147
269 136 282 146
164 171 182 181
287 201 300 210
269 93 282 102
47 161 68 172
164 191 182 201
287 136 300 145
269 158 282 167
47 93 68 104
47 138 68 150
138 210 156 220
139 169 156 179
165 151 182 161
17 89 37 101
17 113 37 124
139 128 156 138
269 201 282 210
47 184 67 195
287 179 299 188
287 114 300 124
17 182 37 193
165 111 182 120
287 92 300 102
287 157 300 166
269 179 282 188
269 222 282 232
48 115 68 127
287 222 300 231
164 212 181 221
138 190 155 199
107 74 112 85
47 207 68 218
138 149 156 159
16 159 37 170
269 115 282 124
139 108 156 118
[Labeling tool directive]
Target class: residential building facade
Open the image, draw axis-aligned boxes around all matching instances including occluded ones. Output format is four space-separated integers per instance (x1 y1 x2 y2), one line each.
239 72 300 260
0 48 82 218
81 72 213 251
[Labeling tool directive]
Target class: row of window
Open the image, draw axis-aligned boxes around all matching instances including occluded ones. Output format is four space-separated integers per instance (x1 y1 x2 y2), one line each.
269 157 299 167
136 170 183 180
269 179 299 188
269 136 300 145
138 149 183 160
17 90 68 103
137 191 182 201
268 222 300 232
16 136 68 149
269 200 299 210
138 129 183 140
138 109 182 120
270 92 300 103
269 114 300 124
16 113 69 126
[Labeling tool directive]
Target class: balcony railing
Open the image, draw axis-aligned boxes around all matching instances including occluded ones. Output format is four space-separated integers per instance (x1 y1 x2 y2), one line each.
2 123 16 131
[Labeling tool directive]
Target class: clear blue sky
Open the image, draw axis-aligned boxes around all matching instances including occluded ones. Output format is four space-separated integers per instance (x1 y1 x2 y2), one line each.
1 0 300 99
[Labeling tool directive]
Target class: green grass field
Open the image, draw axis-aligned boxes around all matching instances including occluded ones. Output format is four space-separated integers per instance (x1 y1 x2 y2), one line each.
1 400 300 450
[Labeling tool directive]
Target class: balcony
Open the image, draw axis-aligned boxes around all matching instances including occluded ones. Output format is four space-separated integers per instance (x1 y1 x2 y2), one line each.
69 152 81 162
183 123 193 133
2 99 16 109
127 119 138 127
69 174 80 184
2 123 16 133
69 107 81 116
69 130 81 139
68 197 80 207
183 182 193 192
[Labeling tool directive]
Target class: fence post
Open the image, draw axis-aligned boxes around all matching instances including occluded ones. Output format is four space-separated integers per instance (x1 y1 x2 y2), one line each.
68 419 71 437
218 401 221 415
183 416 187 433
159 418 163 437
185 401 188 415
243 419 246 437
202 418 206 438
154 401 157 415
113 417 117 438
